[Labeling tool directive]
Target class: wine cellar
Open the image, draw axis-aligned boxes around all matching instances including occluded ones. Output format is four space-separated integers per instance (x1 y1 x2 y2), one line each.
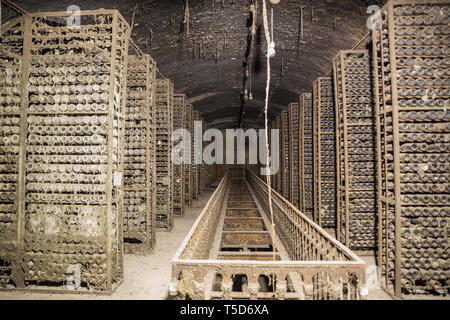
192 110 201 200
288 102 300 209
313 77 337 229
155 78 174 231
333 50 377 251
172 93 185 216
300 92 314 218
280 110 290 199
373 0 450 297
123 52 156 253
0 0 448 302
183 103 193 207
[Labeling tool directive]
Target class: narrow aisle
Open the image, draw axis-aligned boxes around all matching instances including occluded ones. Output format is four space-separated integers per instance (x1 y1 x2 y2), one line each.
218 177 278 261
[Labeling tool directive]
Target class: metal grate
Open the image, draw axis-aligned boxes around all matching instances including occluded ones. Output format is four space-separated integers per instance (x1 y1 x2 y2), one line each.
289 103 300 209
192 111 201 199
173 94 186 216
280 110 290 200
184 104 193 206
373 0 450 297
0 10 130 293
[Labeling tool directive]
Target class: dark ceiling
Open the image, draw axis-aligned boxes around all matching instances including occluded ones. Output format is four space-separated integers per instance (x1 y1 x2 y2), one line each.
6 0 385 129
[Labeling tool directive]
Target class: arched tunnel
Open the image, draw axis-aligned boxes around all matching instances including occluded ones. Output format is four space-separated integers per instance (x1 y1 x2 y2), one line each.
0 0 448 304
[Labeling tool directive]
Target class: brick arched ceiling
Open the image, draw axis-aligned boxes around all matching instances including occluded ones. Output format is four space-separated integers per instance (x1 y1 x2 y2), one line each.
10 0 385 128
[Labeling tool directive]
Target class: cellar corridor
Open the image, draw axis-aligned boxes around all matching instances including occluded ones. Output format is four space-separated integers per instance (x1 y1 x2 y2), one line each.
0 0 449 301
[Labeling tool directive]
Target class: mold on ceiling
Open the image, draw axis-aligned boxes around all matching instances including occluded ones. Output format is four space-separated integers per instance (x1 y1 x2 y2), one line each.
7 0 385 128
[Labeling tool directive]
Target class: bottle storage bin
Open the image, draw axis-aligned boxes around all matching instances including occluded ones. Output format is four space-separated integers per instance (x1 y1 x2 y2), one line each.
0 9 130 293
313 77 337 228
123 52 157 253
372 0 450 297
333 50 377 251
275 116 282 194
155 79 174 231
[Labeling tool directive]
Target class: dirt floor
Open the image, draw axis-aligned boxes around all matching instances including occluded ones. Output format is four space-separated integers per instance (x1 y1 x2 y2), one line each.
0 185 393 300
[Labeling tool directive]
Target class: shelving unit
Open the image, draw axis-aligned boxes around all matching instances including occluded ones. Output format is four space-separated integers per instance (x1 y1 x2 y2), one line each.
200 118 208 193
333 50 377 251
275 116 282 195
280 110 290 200
288 102 300 209
123 52 156 253
0 10 130 293
173 94 186 216
155 79 174 231
0 15 24 289
313 77 337 228
184 104 193 206
192 111 200 200
373 0 450 297
300 93 314 218
269 118 280 193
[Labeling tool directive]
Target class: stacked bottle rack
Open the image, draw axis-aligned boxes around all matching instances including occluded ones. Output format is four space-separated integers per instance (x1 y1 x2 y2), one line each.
0 14 24 289
200 118 208 192
275 116 282 195
280 110 290 200
373 0 449 297
192 111 200 199
269 119 278 192
288 102 301 209
0 10 130 293
173 94 186 216
333 50 377 251
123 53 156 253
155 79 174 231
313 77 337 228
268 119 273 190
300 93 314 218
0 15 25 289
184 104 193 206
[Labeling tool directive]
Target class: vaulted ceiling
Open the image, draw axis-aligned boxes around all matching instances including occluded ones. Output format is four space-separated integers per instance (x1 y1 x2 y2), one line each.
7 0 385 128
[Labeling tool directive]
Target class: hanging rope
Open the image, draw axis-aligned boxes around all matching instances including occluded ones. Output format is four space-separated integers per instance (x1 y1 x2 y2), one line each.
262 0 276 261
300 6 304 41
184 0 190 36
130 4 138 34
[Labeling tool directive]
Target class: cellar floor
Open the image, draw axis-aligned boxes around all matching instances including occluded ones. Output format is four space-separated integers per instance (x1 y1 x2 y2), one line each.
0 184 392 300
